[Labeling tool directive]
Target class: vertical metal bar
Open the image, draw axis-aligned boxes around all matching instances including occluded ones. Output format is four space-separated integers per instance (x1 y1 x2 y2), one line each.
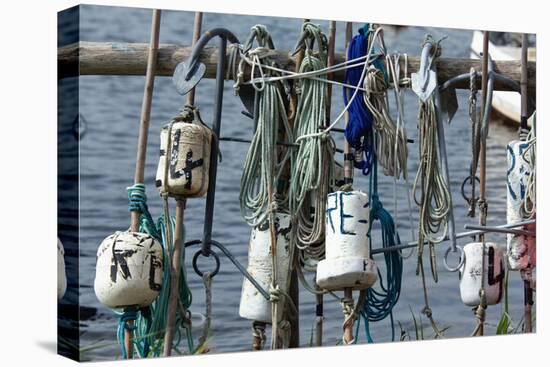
434 90 457 253
343 22 354 185
127 9 162 359
474 31 489 337
341 22 355 345
201 36 227 255
520 33 529 133
478 31 489 230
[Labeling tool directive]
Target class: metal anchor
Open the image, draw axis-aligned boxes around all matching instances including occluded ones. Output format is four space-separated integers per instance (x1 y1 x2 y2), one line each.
411 42 437 102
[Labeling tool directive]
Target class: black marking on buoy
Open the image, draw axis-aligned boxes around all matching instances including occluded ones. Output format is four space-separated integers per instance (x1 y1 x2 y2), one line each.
488 247 495 286
155 179 162 188
149 253 162 291
110 248 138 283
169 129 204 189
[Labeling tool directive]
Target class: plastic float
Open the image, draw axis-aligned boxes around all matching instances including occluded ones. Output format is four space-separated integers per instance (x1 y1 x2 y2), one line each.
155 112 212 198
239 213 292 323
459 242 504 307
94 231 163 309
316 190 378 290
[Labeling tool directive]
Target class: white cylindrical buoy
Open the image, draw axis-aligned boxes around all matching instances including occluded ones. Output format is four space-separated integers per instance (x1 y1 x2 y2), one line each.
459 242 504 307
94 231 163 309
239 213 292 324
506 140 532 270
156 120 212 198
316 191 378 291
58 238 67 300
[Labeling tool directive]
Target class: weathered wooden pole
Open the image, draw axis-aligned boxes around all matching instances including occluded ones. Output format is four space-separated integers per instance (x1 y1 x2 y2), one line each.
163 11 203 357
127 9 162 359
58 42 536 94
342 22 355 345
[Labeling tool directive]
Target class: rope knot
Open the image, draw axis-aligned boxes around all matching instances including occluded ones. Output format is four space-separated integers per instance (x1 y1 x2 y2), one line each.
340 296 354 318
127 183 147 213
278 320 291 331
421 306 433 319
269 284 281 304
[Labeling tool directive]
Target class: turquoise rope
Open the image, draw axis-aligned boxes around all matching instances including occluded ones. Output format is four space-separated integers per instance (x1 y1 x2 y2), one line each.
360 157 403 342
120 184 194 357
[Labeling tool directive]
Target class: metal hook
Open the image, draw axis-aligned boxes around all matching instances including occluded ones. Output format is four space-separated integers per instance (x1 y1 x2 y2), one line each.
411 42 437 102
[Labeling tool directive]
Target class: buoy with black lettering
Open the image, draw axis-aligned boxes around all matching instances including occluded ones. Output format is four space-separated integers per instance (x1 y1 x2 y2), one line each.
58 238 67 300
459 242 504 307
94 231 163 309
506 140 532 270
316 190 378 290
239 213 292 323
155 107 212 198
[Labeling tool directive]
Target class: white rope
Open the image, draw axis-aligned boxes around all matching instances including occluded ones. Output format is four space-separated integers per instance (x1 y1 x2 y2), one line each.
386 53 416 259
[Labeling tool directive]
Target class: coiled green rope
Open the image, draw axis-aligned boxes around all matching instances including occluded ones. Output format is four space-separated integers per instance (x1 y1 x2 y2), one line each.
289 23 335 262
239 25 293 227
122 184 194 357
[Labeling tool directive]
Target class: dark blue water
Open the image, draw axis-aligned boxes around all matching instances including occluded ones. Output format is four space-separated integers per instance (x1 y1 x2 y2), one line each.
65 4 528 361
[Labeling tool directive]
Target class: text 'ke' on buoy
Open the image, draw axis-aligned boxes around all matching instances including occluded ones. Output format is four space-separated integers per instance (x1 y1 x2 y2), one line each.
94 231 163 309
156 119 212 198
316 191 378 291
239 213 292 324
459 242 504 307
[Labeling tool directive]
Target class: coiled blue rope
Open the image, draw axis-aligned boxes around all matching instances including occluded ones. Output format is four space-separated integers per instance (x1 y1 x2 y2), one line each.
343 26 374 175
120 184 194 357
358 157 403 342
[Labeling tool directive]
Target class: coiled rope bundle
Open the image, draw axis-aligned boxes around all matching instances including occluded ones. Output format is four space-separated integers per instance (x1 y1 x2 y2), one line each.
343 26 374 175
412 36 451 282
123 184 194 357
360 158 403 342
363 62 408 179
239 25 293 227
289 22 335 263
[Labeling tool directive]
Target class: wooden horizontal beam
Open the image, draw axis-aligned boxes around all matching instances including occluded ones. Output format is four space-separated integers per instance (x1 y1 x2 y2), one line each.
58 41 536 93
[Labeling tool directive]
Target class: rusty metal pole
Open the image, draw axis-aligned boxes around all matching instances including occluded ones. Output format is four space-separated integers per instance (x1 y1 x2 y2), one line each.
341 22 355 345
163 12 203 357
125 9 162 359
474 30 489 337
